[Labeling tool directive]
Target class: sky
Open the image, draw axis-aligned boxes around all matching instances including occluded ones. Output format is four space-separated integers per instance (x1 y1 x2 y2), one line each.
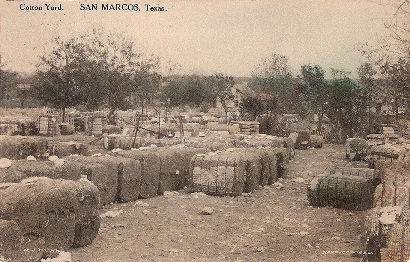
0 0 398 77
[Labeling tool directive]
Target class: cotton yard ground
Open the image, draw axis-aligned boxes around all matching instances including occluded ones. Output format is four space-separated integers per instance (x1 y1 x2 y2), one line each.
71 144 368 262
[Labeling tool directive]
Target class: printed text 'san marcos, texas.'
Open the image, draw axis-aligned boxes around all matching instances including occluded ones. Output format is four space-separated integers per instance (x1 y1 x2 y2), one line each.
79 3 167 11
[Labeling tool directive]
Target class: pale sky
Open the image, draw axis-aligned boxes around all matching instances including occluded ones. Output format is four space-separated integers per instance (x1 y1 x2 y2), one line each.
0 0 397 77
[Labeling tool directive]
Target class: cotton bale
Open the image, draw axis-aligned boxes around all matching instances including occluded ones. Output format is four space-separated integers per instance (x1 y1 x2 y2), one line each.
65 155 118 206
309 135 323 148
114 150 160 199
0 160 82 183
190 149 260 196
105 135 135 150
0 177 100 251
307 173 376 210
0 219 44 262
49 142 90 158
295 131 311 150
0 135 49 160
59 123 75 135
156 146 210 194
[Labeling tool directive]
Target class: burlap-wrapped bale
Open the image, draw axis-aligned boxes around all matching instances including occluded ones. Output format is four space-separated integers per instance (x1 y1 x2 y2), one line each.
252 148 279 186
49 142 90 158
105 135 135 150
368 144 406 161
330 167 380 187
0 160 82 183
274 147 291 178
0 219 44 262
295 131 310 150
372 160 409 208
156 146 210 194
309 134 323 148
70 154 143 203
308 173 376 210
0 135 49 160
364 207 410 262
0 177 100 252
190 148 262 196
65 155 118 205
114 150 160 199
59 123 75 135
345 138 368 161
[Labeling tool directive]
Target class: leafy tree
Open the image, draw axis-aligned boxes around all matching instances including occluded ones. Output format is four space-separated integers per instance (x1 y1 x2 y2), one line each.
205 73 234 123
33 36 90 120
327 69 367 141
239 95 265 120
357 62 381 132
248 53 301 115
380 58 410 119
0 64 18 106
33 28 160 121
300 64 328 132
161 75 213 107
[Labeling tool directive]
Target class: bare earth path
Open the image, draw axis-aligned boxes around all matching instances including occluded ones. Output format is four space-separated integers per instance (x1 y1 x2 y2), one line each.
71 145 368 262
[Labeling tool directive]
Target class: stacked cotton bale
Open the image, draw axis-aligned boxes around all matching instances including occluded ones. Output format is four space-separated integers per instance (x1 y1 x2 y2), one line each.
59 123 75 135
372 161 409 208
104 135 135 150
114 150 160 199
237 121 259 135
190 148 269 196
0 135 49 160
233 134 295 159
185 136 237 151
363 159 410 261
89 116 107 137
307 168 379 210
365 207 410 262
48 141 90 158
346 138 369 161
295 130 310 150
368 144 406 163
0 123 18 135
184 122 201 137
0 177 100 258
1 218 43 262
246 148 279 186
155 145 210 194
64 155 117 205
65 155 142 204
309 134 323 148
206 122 238 135
0 159 82 183
38 116 58 136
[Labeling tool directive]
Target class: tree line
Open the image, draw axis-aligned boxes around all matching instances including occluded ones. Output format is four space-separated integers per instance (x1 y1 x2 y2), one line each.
1 15 408 141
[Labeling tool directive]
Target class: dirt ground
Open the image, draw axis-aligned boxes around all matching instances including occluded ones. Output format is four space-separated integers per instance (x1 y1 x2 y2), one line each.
70 144 370 262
